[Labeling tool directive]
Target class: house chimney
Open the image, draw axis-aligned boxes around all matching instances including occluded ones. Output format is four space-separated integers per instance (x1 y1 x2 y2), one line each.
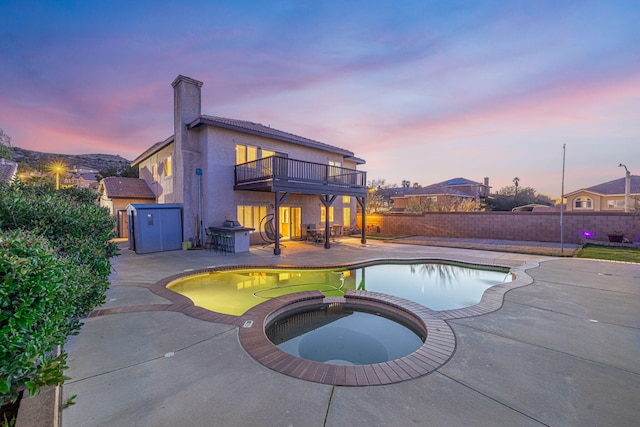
171 75 204 241
172 75 203 150
483 177 490 197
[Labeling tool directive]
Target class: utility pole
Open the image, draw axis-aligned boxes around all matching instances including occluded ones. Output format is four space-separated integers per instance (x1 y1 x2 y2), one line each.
560 145 566 256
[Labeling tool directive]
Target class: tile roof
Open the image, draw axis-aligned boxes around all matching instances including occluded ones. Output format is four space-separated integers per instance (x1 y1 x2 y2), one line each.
100 177 156 199
190 115 355 157
0 159 18 183
567 175 640 196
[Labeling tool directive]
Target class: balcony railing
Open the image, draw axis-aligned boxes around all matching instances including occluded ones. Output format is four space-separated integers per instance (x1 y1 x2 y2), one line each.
234 156 367 193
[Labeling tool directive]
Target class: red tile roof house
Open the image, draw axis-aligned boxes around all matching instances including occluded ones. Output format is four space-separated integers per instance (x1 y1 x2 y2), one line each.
564 175 640 212
390 177 490 213
0 158 18 183
97 176 156 237
131 75 368 254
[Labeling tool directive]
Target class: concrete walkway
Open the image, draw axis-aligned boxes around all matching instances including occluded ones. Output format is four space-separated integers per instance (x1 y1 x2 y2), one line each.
60 239 639 426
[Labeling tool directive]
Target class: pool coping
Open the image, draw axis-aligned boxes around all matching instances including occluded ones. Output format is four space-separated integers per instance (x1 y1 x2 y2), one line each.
88 257 540 386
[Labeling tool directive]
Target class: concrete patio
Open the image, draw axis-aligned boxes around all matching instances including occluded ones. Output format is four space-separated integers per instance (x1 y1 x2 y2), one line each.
54 238 639 426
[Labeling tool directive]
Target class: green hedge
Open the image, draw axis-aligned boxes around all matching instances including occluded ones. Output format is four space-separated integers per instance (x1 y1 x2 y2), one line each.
0 182 118 405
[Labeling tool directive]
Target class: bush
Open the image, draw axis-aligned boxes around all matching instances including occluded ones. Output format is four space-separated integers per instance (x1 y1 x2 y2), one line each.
0 182 118 406
0 232 81 402
0 182 117 316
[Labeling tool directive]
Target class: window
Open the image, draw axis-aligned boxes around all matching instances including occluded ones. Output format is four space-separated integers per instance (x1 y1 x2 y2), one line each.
237 205 267 232
152 164 158 181
343 207 351 227
342 196 351 203
573 196 593 210
261 149 275 158
328 161 341 181
607 200 624 208
163 156 172 177
236 144 257 164
321 206 334 223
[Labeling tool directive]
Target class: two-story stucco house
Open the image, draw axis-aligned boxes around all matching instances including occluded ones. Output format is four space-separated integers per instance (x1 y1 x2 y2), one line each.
132 75 368 254
564 174 639 212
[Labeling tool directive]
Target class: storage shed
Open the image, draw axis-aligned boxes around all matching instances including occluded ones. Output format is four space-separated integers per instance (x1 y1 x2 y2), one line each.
127 204 183 254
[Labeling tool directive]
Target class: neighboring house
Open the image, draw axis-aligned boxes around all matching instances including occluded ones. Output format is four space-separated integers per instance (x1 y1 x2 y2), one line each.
564 175 640 212
68 172 99 190
0 158 18 183
98 177 156 237
131 75 368 254
391 177 490 213
366 186 414 213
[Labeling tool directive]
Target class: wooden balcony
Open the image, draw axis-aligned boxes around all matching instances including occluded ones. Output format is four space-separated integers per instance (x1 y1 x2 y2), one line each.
234 156 367 196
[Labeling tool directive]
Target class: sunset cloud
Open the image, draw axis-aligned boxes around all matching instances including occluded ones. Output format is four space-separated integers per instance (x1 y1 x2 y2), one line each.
1 0 638 196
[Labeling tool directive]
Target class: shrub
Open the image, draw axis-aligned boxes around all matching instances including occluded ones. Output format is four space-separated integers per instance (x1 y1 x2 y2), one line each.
0 231 84 403
0 182 117 316
0 182 118 406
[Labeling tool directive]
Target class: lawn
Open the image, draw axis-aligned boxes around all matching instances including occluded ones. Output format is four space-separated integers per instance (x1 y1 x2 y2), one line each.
577 244 640 263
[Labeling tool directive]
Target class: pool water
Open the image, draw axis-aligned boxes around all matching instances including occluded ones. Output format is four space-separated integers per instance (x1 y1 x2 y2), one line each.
167 262 512 316
266 304 425 365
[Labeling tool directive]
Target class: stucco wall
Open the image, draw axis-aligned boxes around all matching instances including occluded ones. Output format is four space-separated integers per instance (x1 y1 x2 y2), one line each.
199 126 356 232
138 144 174 203
357 212 639 244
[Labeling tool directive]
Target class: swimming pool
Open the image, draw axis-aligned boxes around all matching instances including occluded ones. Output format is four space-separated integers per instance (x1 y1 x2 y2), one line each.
167 261 512 316
266 302 426 365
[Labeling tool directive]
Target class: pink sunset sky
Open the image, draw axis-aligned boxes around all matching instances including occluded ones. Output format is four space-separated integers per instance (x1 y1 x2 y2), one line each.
1 0 638 198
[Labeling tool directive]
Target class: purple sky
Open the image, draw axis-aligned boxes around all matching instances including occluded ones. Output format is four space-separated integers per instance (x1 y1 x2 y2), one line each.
1 0 639 197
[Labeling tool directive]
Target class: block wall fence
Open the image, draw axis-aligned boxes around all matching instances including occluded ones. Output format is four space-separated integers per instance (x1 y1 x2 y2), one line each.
356 212 639 245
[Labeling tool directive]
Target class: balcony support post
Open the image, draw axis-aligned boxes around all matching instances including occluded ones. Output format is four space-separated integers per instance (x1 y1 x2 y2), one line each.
273 191 290 255
319 194 337 249
357 196 367 245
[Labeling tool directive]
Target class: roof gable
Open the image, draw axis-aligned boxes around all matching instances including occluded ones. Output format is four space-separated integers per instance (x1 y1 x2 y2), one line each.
100 177 155 199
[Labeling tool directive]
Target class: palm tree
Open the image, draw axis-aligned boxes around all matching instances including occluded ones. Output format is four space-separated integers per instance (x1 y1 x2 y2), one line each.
513 177 520 196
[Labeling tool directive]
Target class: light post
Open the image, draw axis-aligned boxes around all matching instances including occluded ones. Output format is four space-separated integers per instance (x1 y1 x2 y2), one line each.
52 163 65 190
560 145 566 255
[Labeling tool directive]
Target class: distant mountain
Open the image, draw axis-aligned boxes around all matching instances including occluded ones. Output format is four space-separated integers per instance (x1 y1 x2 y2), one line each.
10 146 132 173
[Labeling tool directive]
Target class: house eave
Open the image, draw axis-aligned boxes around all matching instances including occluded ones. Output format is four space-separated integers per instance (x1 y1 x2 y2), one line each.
564 189 607 197
344 156 366 165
